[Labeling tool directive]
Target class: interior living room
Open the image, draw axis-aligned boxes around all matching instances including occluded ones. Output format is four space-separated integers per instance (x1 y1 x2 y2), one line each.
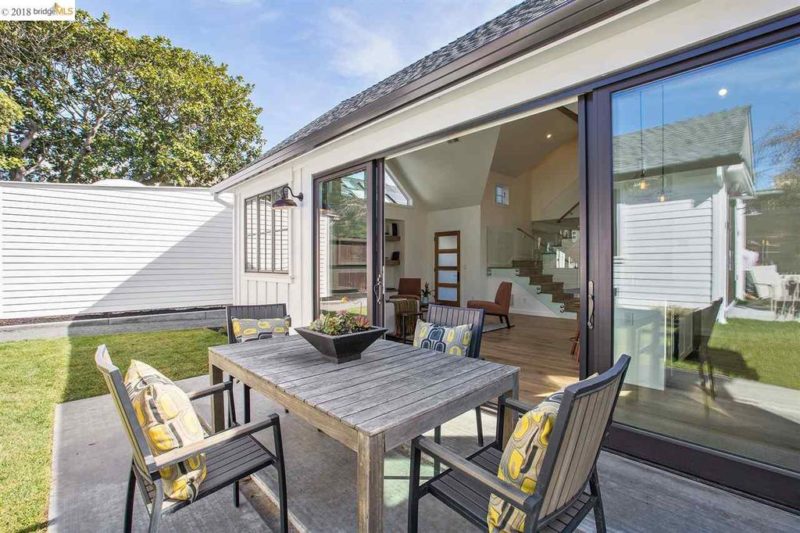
380 102 581 401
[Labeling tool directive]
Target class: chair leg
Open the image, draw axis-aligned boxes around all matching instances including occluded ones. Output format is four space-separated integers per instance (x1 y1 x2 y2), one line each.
433 425 442 475
504 315 512 329
589 468 606 533
495 397 506 445
407 441 422 533
124 463 136 533
243 384 251 424
273 418 289 533
148 483 164 533
474 406 484 447
233 480 240 508
226 376 237 428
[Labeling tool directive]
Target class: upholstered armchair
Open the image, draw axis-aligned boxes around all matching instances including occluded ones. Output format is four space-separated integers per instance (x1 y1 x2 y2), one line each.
467 281 513 328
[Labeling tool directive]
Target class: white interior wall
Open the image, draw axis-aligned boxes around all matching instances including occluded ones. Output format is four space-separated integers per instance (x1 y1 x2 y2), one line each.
528 139 580 221
227 1 797 326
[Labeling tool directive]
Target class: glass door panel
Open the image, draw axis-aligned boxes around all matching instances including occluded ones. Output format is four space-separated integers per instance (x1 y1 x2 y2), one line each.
610 38 800 473
318 170 369 316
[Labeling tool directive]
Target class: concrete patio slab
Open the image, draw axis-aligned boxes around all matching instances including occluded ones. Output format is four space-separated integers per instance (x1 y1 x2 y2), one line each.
50 375 800 532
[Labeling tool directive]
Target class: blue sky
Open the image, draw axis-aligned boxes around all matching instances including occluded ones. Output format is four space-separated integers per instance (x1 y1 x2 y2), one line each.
80 0 520 150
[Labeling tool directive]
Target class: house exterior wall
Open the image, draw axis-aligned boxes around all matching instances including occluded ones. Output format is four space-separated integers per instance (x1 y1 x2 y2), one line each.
0 182 232 319
227 0 798 327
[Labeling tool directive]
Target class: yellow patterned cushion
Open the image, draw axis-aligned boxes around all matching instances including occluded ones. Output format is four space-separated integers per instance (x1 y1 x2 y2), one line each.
487 392 563 532
125 360 207 501
231 317 291 342
412 320 472 356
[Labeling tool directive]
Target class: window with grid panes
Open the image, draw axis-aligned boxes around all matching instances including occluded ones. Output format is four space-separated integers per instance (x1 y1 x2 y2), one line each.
244 186 290 273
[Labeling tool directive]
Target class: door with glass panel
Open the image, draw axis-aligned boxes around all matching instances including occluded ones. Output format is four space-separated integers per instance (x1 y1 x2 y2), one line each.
315 164 382 321
434 231 460 306
591 34 800 505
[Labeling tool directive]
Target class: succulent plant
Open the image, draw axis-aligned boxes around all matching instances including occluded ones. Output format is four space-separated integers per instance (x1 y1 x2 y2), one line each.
308 311 371 335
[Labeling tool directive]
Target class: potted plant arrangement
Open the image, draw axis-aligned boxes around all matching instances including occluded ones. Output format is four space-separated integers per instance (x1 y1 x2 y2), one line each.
296 312 387 364
420 283 432 305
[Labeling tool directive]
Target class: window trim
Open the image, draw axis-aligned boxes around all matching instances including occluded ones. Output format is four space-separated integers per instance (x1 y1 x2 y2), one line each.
244 185 290 274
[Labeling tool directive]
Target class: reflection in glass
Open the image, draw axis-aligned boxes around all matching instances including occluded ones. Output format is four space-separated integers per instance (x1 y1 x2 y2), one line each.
318 171 369 316
612 38 800 472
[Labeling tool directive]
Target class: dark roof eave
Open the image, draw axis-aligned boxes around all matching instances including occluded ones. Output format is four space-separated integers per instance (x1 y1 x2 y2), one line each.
214 0 646 192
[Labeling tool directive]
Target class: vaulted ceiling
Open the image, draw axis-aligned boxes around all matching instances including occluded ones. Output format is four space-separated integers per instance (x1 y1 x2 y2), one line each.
387 106 577 209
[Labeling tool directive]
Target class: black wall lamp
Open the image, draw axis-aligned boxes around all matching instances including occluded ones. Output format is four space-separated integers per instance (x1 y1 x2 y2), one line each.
272 185 304 209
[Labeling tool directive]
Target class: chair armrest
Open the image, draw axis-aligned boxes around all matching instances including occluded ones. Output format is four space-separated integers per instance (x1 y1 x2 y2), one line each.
154 414 278 469
185 380 233 401
503 397 536 414
415 437 540 513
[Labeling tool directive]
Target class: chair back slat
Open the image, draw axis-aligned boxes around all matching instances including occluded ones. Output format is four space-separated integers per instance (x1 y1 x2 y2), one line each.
226 304 288 344
94 345 155 480
536 354 630 520
426 304 485 358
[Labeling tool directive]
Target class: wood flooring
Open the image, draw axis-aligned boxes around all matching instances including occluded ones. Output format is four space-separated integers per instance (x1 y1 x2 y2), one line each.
480 313 579 402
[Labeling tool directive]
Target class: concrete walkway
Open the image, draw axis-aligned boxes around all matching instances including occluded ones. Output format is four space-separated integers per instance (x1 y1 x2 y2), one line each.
50 376 800 532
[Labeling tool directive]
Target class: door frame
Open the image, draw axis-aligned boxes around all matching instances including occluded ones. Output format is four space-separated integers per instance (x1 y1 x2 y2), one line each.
434 231 461 306
584 19 800 511
312 160 384 325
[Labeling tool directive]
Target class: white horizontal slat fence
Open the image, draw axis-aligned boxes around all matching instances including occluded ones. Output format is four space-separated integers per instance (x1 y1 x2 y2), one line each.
0 182 233 319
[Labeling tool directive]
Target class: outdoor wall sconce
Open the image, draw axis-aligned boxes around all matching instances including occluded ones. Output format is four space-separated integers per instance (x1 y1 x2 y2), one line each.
272 185 304 209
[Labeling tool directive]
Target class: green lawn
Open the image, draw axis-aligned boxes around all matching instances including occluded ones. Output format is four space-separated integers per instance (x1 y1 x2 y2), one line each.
672 318 800 390
0 328 227 533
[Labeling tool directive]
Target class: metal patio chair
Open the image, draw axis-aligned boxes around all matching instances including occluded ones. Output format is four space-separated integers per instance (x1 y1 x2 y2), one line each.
426 304 487 448
226 304 291 421
96 345 289 533
408 354 631 533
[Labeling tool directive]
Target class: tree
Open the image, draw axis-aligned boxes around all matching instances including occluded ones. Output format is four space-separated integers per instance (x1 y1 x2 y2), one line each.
0 11 263 185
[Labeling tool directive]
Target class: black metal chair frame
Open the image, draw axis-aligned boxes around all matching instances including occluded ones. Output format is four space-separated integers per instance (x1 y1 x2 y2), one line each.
95 345 289 533
408 355 631 533
426 304 487 449
225 304 290 422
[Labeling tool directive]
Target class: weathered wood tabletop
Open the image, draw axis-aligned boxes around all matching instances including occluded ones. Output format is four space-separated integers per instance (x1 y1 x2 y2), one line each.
208 335 519 533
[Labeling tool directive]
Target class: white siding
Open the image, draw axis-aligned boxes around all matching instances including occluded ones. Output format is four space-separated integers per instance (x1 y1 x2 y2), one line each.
222 0 796 326
0 182 232 319
614 170 719 310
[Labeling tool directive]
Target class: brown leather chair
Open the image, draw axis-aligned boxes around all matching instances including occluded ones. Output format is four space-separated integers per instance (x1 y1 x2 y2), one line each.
467 281 512 328
394 277 421 300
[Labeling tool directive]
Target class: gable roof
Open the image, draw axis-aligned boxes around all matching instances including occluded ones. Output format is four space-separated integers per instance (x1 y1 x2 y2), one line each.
214 0 642 191
258 0 570 162
613 106 754 179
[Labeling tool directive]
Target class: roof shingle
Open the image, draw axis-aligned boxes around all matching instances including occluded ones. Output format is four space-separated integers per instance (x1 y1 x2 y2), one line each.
613 106 753 178
252 0 571 167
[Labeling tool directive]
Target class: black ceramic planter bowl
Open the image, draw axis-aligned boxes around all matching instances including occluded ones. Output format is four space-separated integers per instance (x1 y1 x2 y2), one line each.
295 326 388 364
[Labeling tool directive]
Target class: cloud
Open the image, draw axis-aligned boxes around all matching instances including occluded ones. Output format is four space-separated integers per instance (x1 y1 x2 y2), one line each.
324 7 405 82
319 0 520 84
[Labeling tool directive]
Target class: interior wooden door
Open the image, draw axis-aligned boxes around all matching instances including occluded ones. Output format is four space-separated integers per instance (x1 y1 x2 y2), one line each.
434 231 460 306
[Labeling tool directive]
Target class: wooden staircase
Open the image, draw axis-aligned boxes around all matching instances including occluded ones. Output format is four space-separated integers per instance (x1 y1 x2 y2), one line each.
513 260 580 314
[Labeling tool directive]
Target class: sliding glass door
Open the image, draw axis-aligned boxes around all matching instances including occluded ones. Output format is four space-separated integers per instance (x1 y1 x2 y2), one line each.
588 31 800 508
314 162 384 323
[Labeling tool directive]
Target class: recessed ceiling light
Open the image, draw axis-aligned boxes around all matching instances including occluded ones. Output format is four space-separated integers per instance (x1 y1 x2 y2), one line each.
718 88 728 97
546 133 552 139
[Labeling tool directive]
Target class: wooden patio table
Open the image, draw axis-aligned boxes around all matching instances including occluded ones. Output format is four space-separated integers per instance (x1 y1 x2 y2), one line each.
208 335 519 532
